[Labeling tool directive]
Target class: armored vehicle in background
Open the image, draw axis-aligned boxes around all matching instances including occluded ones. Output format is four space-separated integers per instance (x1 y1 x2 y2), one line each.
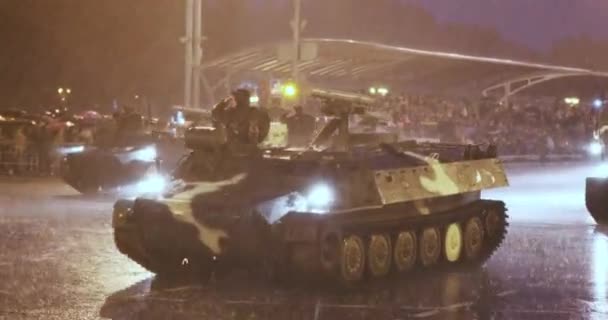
112 89 509 285
585 117 608 225
586 177 608 225
61 130 185 195
61 141 159 194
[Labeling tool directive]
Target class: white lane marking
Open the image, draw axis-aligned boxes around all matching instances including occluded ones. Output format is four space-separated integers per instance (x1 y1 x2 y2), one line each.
411 302 473 318
67 228 112 235
412 309 440 318
496 289 518 297
313 299 322 320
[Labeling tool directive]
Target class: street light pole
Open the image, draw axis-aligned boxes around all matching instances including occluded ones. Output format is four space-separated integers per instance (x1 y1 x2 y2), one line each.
291 0 302 85
184 0 194 109
192 0 203 109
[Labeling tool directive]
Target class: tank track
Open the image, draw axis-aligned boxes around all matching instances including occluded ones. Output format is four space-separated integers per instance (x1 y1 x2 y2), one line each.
463 200 508 267
284 200 509 285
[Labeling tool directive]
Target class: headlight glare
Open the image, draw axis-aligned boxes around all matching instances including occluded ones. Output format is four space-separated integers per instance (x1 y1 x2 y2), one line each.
134 146 157 162
588 141 604 156
136 174 166 194
305 183 335 212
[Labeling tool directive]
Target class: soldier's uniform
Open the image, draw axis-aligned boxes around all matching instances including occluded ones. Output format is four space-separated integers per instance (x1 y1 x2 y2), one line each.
280 106 315 148
212 89 270 148
114 106 145 146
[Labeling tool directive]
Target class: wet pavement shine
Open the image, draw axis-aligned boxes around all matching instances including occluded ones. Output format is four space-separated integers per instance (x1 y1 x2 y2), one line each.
1 162 607 320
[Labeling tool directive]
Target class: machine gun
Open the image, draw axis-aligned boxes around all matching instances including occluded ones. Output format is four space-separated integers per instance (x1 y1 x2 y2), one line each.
308 88 400 150
310 88 374 117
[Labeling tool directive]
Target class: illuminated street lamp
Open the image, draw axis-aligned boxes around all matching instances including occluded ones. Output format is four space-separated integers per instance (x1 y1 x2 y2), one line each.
564 97 580 106
282 83 298 98
594 99 603 109
377 87 389 96
369 86 389 96
58 86 72 104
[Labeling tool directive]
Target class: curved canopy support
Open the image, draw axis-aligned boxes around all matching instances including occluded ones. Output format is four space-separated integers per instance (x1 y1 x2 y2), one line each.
200 38 608 102
482 71 587 102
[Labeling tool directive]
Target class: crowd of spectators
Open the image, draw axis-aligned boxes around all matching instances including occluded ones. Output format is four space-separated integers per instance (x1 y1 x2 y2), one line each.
0 108 123 176
0 91 600 176
0 116 84 175
371 93 597 156
0 106 170 176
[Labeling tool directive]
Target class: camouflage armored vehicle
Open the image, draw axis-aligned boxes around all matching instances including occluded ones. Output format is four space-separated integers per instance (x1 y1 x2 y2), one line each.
112 89 509 285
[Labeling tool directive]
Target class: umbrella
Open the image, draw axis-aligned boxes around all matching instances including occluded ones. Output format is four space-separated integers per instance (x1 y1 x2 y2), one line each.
82 110 102 120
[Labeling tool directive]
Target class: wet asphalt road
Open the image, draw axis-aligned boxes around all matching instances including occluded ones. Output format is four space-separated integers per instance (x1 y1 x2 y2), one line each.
1 162 608 320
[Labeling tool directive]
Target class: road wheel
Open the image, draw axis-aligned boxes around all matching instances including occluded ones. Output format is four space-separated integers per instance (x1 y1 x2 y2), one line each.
464 217 484 260
419 227 441 267
319 226 342 273
367 234 392 278
393 231 417 272
444 223 463 263
340 235 366 284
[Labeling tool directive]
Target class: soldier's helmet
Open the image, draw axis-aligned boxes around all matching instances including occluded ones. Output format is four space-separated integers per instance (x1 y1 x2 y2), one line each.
232 89 251 108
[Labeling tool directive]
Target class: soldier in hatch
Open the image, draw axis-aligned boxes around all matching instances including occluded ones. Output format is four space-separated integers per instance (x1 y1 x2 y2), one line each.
212 88 270 147
114 105 145 145
280 105 316 148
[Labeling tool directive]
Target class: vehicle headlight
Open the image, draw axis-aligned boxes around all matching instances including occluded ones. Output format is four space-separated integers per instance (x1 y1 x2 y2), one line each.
59 145 85 154
112 199 134 228
136 174 166 194
587 141 604 156
305 183 335 213
134 145 157 162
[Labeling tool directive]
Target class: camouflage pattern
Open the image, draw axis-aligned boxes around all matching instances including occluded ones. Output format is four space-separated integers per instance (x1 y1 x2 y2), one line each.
161 174 247 255
374 158 508 205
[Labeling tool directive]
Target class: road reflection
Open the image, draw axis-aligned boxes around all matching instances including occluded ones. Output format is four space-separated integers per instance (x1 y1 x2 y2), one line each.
100 267 510 320
590 227 608 319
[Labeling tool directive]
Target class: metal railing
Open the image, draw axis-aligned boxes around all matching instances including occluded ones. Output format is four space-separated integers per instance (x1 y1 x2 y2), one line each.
0 142 47 176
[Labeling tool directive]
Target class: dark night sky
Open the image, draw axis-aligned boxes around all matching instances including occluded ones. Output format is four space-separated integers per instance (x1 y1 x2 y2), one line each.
1 0 607 108
406 0 608 50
